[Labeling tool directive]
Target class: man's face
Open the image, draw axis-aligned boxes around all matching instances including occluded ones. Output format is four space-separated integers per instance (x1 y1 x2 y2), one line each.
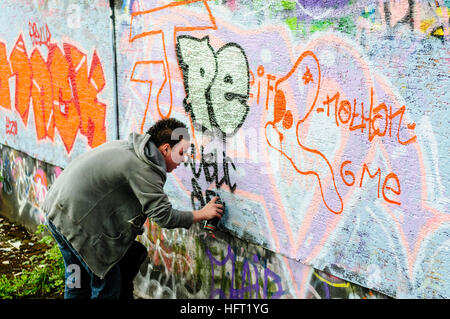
160 139 190 173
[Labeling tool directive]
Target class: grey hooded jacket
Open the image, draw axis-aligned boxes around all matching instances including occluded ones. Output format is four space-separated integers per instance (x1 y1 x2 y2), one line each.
42 132 193 278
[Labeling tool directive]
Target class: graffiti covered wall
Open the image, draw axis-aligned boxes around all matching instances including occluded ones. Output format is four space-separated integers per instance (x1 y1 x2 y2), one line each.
0 140 386 300
0 0 116 168
0 0 448 299
0 144 60 231
134 219 386 299
114 0 449 298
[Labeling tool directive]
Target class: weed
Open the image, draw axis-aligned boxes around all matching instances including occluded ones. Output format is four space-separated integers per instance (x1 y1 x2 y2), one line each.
0 224 64 299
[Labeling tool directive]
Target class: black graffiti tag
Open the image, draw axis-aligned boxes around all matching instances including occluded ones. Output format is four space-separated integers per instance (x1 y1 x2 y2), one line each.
186 143 236 211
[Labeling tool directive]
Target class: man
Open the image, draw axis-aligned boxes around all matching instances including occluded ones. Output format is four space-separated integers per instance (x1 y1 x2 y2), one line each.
42 118 223 299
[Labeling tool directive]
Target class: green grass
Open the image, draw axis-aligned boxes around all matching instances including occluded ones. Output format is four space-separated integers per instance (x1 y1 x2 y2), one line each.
0 224 65 299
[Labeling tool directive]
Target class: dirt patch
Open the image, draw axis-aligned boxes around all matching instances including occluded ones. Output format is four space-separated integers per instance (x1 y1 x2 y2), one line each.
0 216 63 298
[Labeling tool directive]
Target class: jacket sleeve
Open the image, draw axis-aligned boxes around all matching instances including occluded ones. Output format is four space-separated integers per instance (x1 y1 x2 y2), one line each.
128 173 193 229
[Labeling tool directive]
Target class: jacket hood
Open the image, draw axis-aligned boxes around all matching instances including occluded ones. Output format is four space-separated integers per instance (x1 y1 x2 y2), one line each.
128 132 167 174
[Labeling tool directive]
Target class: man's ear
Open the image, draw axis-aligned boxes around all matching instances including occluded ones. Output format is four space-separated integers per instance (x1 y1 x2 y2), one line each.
158 143 170 157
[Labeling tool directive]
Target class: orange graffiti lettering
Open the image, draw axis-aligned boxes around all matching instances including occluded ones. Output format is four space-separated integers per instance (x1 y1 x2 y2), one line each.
10 35 32 126
320 87 416 145
340 160 355 187
265 73 276 110
0 42 12 110
266 49 412 214
249 64 273 107
0 36 107 153
129 0 217 131
30 47 54 140
382 172 401 205
48 44 80 153
339 160 401 205
388 104 417 145
348 98 368 133
64 44 106 148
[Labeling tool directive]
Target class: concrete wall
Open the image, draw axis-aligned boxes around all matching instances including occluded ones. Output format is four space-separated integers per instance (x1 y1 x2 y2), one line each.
0 143 386 299
0 0 449 299
0 0 116 168
0 144 60 230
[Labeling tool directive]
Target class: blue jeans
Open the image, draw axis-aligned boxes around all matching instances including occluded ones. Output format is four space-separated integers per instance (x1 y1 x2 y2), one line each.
45 219 122 299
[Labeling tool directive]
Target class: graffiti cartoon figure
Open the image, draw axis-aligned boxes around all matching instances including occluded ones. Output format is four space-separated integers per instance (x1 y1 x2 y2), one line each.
265 51 343 215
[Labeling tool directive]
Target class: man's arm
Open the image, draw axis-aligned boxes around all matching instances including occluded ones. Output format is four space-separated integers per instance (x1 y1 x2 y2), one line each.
129 171 223 229
192 196 224 223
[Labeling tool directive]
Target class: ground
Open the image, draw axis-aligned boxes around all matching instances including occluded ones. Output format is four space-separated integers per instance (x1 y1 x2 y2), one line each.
0 216 63 299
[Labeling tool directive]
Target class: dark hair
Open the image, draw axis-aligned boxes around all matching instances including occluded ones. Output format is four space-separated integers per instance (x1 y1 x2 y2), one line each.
146 118 190 148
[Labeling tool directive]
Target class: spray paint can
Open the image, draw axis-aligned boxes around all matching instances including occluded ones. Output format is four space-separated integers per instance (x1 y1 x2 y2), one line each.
203 197 225 232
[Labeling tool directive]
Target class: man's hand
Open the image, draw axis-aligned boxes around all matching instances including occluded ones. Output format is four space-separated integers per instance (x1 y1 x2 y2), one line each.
193 196 224 223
